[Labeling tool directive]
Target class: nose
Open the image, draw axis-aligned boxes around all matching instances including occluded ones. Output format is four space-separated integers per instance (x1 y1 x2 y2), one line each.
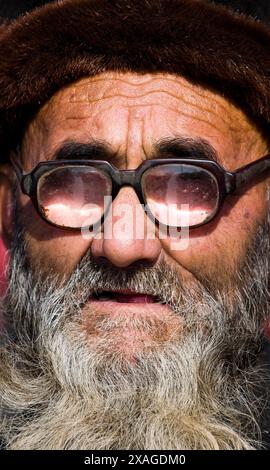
91 187 162 268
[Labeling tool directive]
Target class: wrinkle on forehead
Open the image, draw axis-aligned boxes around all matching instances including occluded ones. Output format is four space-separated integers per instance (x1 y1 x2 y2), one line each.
21 72 268 171
45 73 255 133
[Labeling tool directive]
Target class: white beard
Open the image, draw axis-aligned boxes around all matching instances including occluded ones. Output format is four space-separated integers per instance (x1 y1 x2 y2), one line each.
0 221 269 450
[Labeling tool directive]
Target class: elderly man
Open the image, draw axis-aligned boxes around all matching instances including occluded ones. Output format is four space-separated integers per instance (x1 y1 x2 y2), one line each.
0 0 270 450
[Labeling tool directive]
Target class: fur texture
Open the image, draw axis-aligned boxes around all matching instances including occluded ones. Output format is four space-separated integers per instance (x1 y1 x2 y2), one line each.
211 1 270 23
1 0 270 162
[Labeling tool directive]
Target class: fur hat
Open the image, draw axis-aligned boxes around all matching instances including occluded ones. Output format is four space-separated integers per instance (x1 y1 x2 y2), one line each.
1 0 270 162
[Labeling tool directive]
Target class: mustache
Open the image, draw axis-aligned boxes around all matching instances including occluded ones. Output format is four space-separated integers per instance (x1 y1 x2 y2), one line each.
73 254 188 303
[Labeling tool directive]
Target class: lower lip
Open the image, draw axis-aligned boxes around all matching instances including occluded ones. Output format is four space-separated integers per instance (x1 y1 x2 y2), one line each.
87 295 171 314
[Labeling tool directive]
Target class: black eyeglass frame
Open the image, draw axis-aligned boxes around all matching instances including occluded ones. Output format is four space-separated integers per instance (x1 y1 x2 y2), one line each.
10 153 270 231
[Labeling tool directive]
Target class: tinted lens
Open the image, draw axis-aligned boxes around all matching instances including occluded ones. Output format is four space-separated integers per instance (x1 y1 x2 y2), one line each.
37 166 112 228
142 164 219 227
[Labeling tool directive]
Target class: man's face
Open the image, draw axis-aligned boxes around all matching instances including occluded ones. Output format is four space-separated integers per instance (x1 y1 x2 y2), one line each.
1 72 269 450
17 72 268 356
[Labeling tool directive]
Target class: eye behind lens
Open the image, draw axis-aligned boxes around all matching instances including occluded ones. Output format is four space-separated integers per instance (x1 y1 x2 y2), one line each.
141 163 219 228
37 165 112 228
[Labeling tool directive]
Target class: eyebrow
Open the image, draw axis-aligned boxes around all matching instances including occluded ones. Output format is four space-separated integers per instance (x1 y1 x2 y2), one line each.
51 136 218 163
53 139 115 161
154 137 218 161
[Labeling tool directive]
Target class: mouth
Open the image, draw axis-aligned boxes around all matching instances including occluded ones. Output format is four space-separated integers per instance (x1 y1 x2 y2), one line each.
90 289 164 304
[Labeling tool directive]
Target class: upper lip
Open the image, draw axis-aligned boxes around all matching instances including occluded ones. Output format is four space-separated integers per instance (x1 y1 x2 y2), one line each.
93 289 153 295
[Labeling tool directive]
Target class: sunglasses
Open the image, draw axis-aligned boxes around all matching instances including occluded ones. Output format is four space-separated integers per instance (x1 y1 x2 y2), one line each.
10 153 270 231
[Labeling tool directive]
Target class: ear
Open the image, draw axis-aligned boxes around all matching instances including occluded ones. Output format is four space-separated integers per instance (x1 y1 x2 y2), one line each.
0 163 15 249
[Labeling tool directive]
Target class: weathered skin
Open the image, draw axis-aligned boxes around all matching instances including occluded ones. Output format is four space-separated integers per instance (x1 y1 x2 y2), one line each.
0 72 269 354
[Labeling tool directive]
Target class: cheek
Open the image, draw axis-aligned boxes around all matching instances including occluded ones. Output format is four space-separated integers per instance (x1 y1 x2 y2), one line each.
18 194 94 276
160 184 268 287
27 234 93 276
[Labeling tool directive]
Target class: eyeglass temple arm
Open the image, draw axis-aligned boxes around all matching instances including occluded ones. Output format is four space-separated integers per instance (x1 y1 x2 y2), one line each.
233 154 270 191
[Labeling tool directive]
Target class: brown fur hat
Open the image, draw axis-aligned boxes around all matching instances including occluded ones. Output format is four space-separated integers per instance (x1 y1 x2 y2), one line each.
1 0 270 162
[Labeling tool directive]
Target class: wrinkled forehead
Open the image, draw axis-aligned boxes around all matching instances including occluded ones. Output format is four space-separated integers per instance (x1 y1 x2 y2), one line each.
37 71 254 127
21 72 268 170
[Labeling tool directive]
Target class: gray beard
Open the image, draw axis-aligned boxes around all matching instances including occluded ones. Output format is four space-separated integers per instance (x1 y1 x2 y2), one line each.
0 217 270 450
